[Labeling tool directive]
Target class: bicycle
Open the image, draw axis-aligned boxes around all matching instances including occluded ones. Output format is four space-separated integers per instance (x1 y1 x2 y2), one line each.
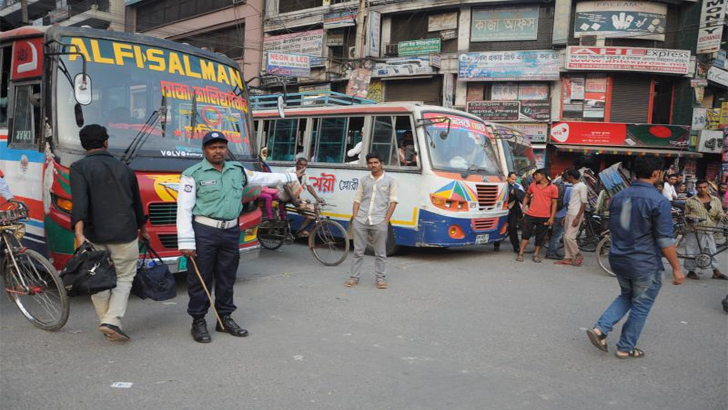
257 200 350 266
1 201 69 330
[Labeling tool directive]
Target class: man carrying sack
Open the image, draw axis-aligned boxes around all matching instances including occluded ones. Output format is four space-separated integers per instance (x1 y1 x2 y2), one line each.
176 131 300 343
70 124 149 342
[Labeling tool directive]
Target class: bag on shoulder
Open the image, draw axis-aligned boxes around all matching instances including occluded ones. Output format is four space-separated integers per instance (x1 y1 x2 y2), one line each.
555 182 567 212
131 243 176 301
60 242 117 297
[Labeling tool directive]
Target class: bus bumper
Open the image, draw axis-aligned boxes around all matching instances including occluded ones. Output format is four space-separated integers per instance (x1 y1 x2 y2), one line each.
399 209 508 247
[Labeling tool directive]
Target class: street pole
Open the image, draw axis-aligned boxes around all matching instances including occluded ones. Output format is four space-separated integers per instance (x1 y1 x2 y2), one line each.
354 0 368 62
21 0 29 26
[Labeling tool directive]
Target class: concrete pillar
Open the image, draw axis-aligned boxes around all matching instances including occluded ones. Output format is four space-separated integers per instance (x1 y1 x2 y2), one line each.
455 5 471 107
552 0 572 46
109 0 125 31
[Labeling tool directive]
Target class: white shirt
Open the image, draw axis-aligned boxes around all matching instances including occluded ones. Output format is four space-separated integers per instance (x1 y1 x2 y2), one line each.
662 182 677 201
0 177 13 200
287 167 310 187
568 181 588 216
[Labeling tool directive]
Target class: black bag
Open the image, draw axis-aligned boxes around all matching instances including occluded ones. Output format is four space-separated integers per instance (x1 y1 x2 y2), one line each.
60 242 117 297
131 243 176 301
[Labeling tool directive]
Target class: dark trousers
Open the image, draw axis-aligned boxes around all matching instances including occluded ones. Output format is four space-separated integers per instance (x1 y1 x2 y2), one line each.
508 210 521 252
187 221 240 319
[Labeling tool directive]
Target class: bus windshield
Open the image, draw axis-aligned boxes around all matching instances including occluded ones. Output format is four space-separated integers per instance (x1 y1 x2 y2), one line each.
423 112 501 176
492 125 537 175
55 37 253 159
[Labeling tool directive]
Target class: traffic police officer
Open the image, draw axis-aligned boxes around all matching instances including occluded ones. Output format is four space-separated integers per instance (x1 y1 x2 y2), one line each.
177 131 298 343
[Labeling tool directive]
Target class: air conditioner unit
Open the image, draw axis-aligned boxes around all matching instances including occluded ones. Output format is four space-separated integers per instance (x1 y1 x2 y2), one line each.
580 35 597 46
348 46 357 59
385 43 398 56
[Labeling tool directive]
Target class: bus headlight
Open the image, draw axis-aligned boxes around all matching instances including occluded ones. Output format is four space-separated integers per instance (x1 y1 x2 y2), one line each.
430 195 469 212
448 225 465 239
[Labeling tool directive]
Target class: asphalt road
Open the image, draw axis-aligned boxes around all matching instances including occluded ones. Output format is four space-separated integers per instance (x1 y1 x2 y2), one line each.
1 242 726 410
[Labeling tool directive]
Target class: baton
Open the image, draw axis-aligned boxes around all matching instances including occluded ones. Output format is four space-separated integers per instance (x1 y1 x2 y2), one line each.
189 256 225 330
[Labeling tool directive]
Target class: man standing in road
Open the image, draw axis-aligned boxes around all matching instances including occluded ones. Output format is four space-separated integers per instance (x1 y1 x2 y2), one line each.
177 131 299 343
345 152 398 289
505 172 525 254
545 172 571 260
516 168 557 263
557 169 587 267
683 180 728 281
70 124 149 342
587 157 684 359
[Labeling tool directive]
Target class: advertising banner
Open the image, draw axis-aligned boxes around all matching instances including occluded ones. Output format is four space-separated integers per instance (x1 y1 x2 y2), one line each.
324 11 357 29
372 56 437 78
264 30 324 67
367 11 381 58
501 123 549 143
707 66 728 87
692 107 708 131
326 33 344 46
696 130 724 154
518 83 549 100
346 68 372 98
551 122 691 148
491 83 519 100
458 50 560 81
266 53 310 78
696 0 726 54
520 100 550 121
428 12 458 32
471 6 540 42
565 46 691 75
467 101 521 121
398 38 441 56
574 1 667 41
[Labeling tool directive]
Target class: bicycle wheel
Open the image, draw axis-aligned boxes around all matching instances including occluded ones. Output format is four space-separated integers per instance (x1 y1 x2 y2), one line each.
257 224 285 250
596 235 615 277
2 249 69 331
576 220 600 252
309 220 349 266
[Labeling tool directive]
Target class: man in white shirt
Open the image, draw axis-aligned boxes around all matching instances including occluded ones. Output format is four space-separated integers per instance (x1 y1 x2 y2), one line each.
662 174 678 202
557 169 588 267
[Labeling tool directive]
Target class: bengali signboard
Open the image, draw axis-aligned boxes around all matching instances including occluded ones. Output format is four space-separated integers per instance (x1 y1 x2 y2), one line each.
471 6 540 42
367 11 381 58
501 123 548 143
324 11 356 29
266 52 311 78
520 100 550 121
467 101 521 121
574 1 667 41
326 33 345 47
264 30 324 67
372 56 437 78
458 51 560 81
398 38 441 56
696 0 726 54
550 122 690 148
565 46 690 75
428 12 458 32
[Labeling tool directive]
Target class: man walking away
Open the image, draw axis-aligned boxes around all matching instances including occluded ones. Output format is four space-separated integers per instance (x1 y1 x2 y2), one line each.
177 132 299 343
586 157 684 359
557 169 587 266
345 152 398 289
70 124 149 342
545 172 571 260
516 168 557 263
506 172 525 254
683 180 728 280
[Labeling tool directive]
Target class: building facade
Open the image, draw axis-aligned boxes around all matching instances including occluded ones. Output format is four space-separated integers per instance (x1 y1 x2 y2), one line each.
1 0 125 30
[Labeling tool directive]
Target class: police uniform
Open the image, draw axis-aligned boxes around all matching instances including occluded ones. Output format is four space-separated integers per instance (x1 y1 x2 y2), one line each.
176 132 296 342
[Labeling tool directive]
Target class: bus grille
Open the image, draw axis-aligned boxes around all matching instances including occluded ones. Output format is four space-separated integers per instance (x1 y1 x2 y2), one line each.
158 234 178 249
148 203 177 226
475 184 499 209
472 218 498 232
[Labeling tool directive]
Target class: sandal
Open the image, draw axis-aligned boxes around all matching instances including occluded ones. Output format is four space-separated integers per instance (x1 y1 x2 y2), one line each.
615 348 645 359
515 254 524 262
586 328 608 352
344 278 359 288
712 273 728 280
573 254 584 267
555 259 573 265
532 255 542 263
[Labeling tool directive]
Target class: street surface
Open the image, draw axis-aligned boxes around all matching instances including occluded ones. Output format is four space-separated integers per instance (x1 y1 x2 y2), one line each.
1 242 726 410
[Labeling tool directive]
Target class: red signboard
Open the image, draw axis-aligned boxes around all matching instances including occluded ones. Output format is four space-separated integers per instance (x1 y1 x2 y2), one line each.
11 37 44 80
551 122 691 148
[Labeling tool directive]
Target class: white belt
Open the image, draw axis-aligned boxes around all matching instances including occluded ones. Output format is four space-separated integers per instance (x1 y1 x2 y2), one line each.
194 216 238 229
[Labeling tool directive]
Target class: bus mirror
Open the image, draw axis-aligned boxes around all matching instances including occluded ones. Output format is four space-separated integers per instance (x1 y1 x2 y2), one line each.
74 103 85 127
74 74 92 105
277 95 285 119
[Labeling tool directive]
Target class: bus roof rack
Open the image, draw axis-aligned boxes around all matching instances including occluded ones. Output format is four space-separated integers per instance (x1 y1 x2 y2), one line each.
250 91 376 111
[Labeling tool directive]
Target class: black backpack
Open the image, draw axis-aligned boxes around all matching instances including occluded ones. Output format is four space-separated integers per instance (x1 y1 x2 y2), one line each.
554 182 568 212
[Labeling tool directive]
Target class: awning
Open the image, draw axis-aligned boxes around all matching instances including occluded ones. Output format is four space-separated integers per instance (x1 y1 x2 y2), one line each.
553 144 702 158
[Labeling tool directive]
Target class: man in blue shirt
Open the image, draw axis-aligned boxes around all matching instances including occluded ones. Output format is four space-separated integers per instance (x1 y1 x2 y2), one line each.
586 157 684 359
545 173 572 260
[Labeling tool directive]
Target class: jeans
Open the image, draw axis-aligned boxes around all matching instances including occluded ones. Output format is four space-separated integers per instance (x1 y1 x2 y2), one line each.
595 270 662 352
545 217 565 257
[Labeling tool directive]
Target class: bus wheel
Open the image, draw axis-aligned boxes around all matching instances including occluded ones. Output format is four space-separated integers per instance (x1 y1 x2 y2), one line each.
365 223 399 256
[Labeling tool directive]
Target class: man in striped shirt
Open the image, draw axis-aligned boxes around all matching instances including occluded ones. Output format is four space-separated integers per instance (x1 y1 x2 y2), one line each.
683 180 728 280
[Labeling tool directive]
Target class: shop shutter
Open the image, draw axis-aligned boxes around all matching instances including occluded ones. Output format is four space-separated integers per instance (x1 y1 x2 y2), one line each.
384 77 443 106
610 75 651 123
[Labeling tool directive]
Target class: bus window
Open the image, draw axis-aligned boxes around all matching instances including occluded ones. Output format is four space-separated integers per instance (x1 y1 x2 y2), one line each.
311 116 364 164
8 83 40 148
370 116 398 166
269 119 299 161
394 116 417 167
0 46 10 126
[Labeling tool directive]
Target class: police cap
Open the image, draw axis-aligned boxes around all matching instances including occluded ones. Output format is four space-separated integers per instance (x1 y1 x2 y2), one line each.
202 131 228 146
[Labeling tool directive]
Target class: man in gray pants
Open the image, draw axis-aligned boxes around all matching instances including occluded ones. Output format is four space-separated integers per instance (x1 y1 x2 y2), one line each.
345 152 398 289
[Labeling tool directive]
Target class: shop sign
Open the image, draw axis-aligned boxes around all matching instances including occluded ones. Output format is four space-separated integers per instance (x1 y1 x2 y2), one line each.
324 11 357 29
565 46 691 75
696 130 724 153
458 50 560 81
550 122 691 148
721 101 728 127
372 56 437 78
429 12 458 32
500 123 548 143
260 75 297 88
467 101 521 121
471 6 540 42
492 83 519 100
398 38 441 57
692 107 708 131
346 68 372 98
574 1 667 41
429 54 442 68
696 0 726 54
367 11 381 58
518 83 549 100
440 29 458 41
326 33 345 47
707 66 728 87
716 49 727 70
706 108 721 129
264 30 324 67
266 52 310 78
520 100 550 121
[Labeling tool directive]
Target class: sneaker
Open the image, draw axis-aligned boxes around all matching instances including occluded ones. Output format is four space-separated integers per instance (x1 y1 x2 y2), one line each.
376 279 388 289
686 271 700 280
344 278 359 288
99 323 130 342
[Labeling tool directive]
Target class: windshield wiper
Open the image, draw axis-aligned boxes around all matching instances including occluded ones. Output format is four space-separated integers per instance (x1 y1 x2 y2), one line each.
121 94 167 165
